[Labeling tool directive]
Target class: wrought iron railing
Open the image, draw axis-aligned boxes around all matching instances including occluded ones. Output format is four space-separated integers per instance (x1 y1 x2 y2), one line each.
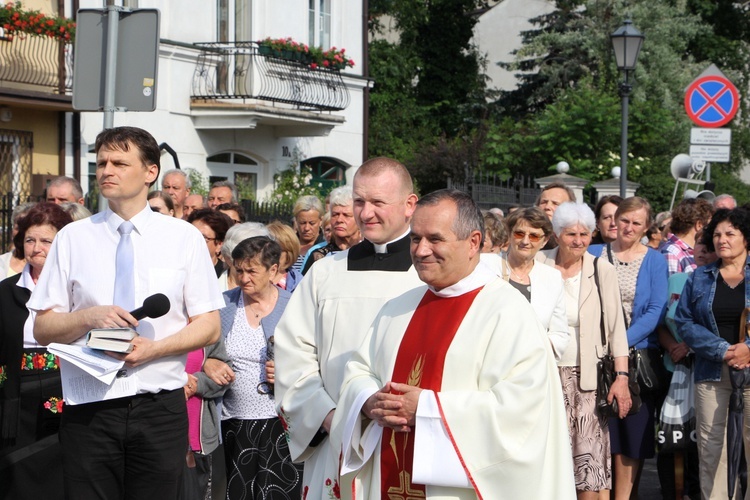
449 173 541 211
0 35 73 94
240 200 293 225
192 42 350 112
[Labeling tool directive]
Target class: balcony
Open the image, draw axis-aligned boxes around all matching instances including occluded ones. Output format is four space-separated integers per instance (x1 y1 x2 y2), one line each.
0 33 73 100
192 42 350 111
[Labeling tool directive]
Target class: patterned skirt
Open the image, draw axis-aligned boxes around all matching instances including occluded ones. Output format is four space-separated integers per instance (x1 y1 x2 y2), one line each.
222 417 302 500
559 366 612 492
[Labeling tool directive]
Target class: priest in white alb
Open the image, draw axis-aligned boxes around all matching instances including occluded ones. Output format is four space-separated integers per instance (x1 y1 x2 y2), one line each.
275 158 423 500
335 189 576 499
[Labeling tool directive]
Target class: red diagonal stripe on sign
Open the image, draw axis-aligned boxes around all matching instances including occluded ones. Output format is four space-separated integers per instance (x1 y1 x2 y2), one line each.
694 85 731 120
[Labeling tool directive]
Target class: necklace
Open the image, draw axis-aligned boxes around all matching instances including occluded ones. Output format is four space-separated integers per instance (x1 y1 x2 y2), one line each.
246 287 277 319
507 261 532 283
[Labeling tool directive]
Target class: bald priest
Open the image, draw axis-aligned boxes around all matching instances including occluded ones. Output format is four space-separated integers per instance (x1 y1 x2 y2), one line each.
334 189 575 499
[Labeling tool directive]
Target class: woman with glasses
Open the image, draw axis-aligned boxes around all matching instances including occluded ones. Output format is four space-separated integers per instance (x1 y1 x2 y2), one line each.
484 207 569 360
188 208 233 279
219 236 301 500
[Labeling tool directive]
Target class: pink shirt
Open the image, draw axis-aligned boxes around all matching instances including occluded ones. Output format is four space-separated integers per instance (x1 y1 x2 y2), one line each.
185 349 205 452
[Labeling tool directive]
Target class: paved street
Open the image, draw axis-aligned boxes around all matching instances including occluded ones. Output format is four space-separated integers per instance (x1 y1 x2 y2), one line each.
640 458 661 499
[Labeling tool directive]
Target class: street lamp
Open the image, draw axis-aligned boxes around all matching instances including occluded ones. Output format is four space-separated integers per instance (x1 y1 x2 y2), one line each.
610 19 644 198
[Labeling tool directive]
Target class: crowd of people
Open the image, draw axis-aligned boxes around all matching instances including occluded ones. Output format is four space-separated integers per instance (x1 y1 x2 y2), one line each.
1 126 750 500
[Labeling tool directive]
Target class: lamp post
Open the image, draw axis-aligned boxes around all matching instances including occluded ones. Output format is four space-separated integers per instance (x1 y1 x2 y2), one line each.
610 19 644 198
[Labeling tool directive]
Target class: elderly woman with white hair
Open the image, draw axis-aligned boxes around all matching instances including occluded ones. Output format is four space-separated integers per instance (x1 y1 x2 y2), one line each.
301 185 361 274
539 202 631 498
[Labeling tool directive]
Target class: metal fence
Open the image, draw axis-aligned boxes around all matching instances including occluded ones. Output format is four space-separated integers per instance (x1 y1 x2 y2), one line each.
240 200 294 225
449 173 541 212
0 129 33 252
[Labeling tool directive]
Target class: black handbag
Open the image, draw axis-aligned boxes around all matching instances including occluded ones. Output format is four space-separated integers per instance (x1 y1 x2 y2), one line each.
594 257 642 417
596 351 641 417
632 347 669 393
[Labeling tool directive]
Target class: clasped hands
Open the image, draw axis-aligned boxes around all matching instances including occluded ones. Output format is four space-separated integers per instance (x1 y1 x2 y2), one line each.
725 343 750 370
362 382 422 433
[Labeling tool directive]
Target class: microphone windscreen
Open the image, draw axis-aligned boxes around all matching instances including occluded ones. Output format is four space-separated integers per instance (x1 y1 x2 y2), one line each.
140 293 171 319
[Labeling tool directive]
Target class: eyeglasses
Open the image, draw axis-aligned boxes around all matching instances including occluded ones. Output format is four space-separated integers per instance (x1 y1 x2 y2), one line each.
512 230 544 243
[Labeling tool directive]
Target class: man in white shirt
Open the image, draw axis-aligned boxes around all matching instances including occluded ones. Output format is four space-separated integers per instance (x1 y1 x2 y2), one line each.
275 158 423 500
336 189 576 499
28 126 224 499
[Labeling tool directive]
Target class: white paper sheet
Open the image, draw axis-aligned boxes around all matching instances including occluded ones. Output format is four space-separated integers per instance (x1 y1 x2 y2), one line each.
49 344 137 405
47 343 124 383
58 360 138 405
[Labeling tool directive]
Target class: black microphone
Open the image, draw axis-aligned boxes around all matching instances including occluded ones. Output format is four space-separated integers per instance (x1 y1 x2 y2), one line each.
129 293 171 320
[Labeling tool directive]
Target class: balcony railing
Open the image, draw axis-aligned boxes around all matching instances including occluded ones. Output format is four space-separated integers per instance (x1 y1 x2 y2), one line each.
192 42 350 112
0 34 73 94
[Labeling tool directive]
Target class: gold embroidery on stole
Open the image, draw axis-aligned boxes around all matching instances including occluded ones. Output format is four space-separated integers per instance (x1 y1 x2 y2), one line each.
387 356 427 499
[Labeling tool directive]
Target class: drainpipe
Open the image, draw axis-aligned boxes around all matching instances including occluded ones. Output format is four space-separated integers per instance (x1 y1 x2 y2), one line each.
361 0 369 164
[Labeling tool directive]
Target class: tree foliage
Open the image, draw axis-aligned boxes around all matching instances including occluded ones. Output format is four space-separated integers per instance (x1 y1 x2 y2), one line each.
368 0 750 210
486 0 750 210
368 0 491 189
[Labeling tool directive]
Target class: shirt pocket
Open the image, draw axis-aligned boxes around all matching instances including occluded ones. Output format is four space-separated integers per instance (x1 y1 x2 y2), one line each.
148 268 186 310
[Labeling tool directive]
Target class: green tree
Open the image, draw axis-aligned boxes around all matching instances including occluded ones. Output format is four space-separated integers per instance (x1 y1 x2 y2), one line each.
485 0 750 210
367 39 437 166
368 0 492 189
186 169 209 197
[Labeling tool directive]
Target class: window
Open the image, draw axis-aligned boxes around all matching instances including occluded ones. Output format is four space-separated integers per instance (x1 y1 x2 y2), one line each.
302 156 345 192
308 0 331 48
207 152 260 201
0 130 32 201
217 0 251 42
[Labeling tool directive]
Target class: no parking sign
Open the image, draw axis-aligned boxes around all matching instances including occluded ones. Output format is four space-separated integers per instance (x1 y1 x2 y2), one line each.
684 75 739 128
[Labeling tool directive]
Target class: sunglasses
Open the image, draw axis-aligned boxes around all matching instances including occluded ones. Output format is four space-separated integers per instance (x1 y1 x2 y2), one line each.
512 230 544 243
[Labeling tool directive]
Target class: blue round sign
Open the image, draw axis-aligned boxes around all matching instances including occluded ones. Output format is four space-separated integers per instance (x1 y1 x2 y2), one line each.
685 75 739 128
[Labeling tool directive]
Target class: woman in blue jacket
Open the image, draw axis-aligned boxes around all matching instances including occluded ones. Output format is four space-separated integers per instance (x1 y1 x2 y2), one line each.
589 196 668 499
675 208 750 499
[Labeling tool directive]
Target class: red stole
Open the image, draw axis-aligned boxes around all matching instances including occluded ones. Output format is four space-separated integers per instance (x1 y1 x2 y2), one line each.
380 287 482 499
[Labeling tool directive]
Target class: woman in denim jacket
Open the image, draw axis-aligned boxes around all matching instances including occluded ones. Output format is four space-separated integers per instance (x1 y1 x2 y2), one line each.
675 208 750 499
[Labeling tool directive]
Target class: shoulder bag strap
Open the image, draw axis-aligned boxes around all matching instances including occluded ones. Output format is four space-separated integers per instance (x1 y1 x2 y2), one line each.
606 242 615 265
605 241 630 330
593 257 607 350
